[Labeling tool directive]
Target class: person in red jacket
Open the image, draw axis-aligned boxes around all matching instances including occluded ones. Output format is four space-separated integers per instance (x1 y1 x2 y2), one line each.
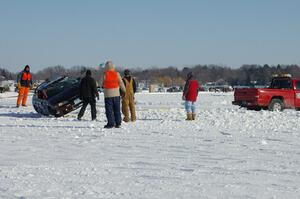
182 72 199 120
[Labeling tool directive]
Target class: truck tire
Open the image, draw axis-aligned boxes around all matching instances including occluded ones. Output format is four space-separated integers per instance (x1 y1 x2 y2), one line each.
268 99 284 111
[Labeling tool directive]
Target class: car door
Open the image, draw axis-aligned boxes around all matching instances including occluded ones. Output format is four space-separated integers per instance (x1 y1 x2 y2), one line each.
294 81 300 108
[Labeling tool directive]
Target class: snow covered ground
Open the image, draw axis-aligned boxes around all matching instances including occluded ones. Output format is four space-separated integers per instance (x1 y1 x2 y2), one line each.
0 92 300 199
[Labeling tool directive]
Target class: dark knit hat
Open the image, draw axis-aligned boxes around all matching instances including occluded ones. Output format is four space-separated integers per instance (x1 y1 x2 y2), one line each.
187 72 193 79
24 65 30 70
124 69 131 76
86 69 92 76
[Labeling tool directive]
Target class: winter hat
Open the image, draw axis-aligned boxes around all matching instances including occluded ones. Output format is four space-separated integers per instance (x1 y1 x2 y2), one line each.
24 65 30 71
86 69 92 76
105 61 115 71
187 72 193 79
124 69 131 76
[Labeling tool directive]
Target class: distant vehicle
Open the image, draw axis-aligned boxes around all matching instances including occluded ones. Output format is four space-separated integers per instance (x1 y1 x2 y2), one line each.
208 86 232 92
32 76 83 117
0 79 10 93
198 87 205 92
167 86 182 92
232 74 300 111
97 87 104 93
0 87 5 93
157 87 165 92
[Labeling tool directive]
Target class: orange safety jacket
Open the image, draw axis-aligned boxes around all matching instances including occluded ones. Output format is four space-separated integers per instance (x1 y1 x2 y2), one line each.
103 71 119 89
20 72 32 87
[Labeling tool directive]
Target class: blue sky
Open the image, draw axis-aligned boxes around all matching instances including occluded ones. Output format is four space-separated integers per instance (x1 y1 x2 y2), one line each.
0 0 299 72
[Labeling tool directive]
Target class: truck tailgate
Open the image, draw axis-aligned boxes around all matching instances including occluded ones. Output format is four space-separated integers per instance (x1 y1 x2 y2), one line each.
234 88 259 101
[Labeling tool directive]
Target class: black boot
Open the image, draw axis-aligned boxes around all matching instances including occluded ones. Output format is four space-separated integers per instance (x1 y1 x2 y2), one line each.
104 124 114 129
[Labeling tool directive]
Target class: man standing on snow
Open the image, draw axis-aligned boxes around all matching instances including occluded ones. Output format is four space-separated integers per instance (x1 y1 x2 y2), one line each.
121 69 137 122
102 61 126 128
182 72 199 120
17 65 32 107
77 70 99 121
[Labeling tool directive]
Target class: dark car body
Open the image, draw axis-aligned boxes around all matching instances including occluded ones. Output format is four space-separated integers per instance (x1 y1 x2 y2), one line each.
167 86 182 92
32 76 83 117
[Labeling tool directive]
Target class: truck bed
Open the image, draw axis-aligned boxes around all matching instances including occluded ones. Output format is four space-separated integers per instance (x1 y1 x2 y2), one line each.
233 88 296 108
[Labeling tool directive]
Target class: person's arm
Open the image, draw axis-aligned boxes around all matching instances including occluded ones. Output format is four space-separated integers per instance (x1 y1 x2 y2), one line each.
101 73 105 88
118 73 126 93
17 72 21 88
92 79 99 99
182 80 189 98
79 79 83 99
197 81 199 97
133 78 137 94
30 73 33 86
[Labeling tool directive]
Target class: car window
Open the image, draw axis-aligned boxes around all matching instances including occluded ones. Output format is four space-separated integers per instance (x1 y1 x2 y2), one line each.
296 81 300 90
271 79 292 89
46 77 80 98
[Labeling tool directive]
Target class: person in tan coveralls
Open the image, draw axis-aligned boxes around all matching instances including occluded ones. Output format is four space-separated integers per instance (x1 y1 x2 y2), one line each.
121 69 137 122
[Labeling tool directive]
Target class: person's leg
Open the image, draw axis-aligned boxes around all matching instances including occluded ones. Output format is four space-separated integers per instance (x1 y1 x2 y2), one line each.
121 97 130 122
129 95 136 121
105 97 115 127
17 87 25 107
113 96 122 126
185 101 192 113
185 101 192 120
90 98 97 120
191 102 196 120
21 87 30 106
78 99 88 119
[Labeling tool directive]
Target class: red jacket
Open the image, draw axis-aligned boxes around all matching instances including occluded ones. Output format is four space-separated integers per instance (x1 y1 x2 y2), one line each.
184 79 199 102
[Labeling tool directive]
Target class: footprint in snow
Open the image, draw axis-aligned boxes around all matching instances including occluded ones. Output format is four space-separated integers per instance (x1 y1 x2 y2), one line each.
220 131 231 136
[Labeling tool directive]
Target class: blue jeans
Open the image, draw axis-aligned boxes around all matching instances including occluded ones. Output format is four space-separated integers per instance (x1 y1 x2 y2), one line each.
105 97 121 127
185 101 196 114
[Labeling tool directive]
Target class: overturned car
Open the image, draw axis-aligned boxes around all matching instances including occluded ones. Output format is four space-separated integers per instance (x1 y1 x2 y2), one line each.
32 76 83 117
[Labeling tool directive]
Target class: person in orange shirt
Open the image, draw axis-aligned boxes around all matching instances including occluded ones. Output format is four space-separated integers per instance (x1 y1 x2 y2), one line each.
17 65 32 107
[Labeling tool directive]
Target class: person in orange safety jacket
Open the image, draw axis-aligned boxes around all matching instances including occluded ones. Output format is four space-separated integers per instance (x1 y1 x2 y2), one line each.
17 65 32 107
102 61 125 128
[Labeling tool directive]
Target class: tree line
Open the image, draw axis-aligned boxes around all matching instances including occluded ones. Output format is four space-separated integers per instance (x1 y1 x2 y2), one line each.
1 64 300 87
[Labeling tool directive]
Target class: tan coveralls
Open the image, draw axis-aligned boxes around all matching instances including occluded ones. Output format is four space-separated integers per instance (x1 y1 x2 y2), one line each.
122 78 136 122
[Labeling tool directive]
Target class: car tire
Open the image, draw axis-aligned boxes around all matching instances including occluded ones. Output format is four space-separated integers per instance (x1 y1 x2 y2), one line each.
268 99 284 111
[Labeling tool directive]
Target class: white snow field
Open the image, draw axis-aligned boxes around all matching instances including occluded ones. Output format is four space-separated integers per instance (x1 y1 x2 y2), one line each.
0 92 300 199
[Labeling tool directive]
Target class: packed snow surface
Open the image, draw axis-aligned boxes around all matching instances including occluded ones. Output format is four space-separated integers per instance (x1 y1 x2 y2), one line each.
0 92 299 199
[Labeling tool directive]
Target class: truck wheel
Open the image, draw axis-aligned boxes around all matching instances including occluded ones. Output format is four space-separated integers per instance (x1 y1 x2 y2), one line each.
268 99 284 111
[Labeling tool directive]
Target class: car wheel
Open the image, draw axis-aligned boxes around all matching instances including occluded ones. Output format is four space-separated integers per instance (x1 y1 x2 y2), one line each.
268 99 284 111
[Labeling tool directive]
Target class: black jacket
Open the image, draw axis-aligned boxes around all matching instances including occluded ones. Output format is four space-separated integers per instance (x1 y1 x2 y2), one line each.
80 75 99 99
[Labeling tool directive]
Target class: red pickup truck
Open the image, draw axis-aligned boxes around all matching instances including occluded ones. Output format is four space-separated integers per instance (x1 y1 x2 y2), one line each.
232 75 300 111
